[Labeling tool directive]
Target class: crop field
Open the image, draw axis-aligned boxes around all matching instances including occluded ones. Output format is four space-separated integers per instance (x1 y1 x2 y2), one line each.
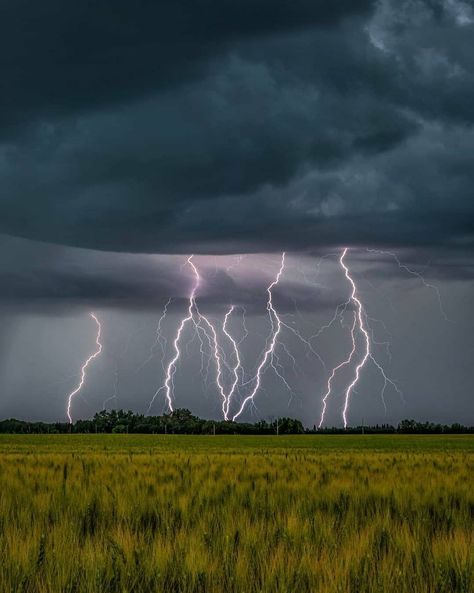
0 435 473 593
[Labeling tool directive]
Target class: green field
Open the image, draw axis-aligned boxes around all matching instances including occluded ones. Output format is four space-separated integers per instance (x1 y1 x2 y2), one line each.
0 435 473 592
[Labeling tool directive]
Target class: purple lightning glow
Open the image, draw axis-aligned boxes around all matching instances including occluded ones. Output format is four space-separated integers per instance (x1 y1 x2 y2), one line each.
58 247 447 426
340 248 371 429
318 248 402 429
66 313 103 424
149 256 229 416
318 311 357 429
148 257 198 413
222 305 242 419
232 253 286 421
194 303 227 418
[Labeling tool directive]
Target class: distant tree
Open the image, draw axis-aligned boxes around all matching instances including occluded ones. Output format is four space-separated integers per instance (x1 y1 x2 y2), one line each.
398 419 418 433
0 412 472 434
270 417 304 434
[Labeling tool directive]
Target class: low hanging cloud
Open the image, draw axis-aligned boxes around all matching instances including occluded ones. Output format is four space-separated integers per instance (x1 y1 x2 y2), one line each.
0 235 351 313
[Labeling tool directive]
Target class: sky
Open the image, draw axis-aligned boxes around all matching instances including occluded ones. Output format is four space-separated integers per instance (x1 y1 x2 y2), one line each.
0 0 473 425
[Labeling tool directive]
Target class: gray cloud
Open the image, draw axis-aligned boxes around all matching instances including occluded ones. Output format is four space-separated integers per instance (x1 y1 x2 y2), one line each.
0 0 472 254
0 236 350 314
0 0 374 133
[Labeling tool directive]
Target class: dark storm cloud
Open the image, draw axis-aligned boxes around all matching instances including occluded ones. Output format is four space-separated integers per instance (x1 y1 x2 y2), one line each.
0 0 373 131
0 235 349 314
0 235 189 311
0 0 473 254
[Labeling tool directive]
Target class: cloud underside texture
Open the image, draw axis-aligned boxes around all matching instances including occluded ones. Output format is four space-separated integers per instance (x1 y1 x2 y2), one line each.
0 0 473 254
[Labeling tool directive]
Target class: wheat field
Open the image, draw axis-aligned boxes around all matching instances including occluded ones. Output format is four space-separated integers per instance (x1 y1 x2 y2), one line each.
0 435 472 593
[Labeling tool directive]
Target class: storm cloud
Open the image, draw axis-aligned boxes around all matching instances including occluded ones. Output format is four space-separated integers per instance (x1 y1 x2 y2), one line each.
0 0 473 253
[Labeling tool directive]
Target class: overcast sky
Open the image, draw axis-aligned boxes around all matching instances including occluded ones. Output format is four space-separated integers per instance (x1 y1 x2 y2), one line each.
0 0 473 425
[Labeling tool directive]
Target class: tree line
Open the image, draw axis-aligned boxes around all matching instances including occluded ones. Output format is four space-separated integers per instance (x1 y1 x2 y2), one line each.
0 409 472 434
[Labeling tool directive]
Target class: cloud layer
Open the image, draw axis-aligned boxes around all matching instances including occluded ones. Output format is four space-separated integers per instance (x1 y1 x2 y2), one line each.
0 0 473 253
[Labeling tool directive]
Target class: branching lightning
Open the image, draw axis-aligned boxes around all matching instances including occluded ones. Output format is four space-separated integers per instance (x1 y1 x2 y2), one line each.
318 312 357 429
318 248 402 429
232 253 286 421
366 248 450 321
60 248 443 427
148 256 229 416
339 249 371 428
222 306 242 419
194 303 227 418
148 257 198 414
66 313 103 424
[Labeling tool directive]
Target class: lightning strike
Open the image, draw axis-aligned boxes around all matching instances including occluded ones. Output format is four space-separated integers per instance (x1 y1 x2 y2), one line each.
59 247 436 425
66 313 103 424
186 259 233 418
318 249 401 429
232 253 286 421
340 248 371 428
222 306 242 419
148 257 197 413
149 256 229 417
318 312 357 428
194 305 228 418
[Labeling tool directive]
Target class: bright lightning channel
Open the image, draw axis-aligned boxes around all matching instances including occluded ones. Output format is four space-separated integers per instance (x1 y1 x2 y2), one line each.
148 257 229 417
318 249 401 429
318 311 357 429
148 257 198 414
66 313 103 424
232 253 286 421
194 301 227 419
339 248 371 429
222 305 242 420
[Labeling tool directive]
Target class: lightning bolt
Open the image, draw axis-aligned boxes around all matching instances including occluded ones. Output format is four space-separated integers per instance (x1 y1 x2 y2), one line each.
222 306 242 419
340 249 371 429
148 258 198 414
184 258 233 418
366 248 450 321
232 253 286 421
148 257 229 417
143 249 416 423
194 302 227 419
318 249 401 429
318 311 357 429
66 313 103 424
